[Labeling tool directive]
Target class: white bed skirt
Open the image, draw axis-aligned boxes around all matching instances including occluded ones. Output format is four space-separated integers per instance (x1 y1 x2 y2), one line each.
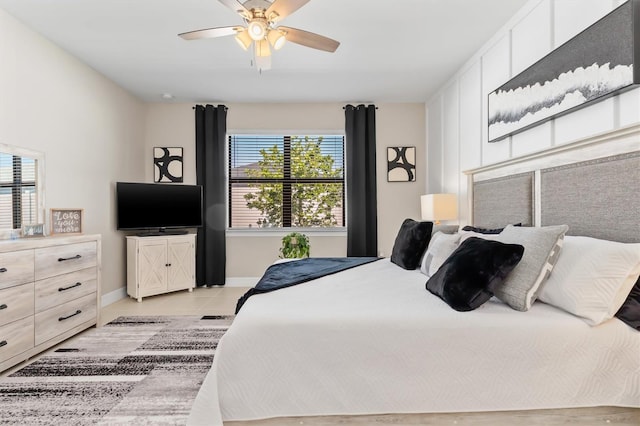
189 259 640 424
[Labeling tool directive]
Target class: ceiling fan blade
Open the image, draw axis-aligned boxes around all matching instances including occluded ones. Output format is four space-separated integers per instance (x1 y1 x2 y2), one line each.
179 26 243 40
217 0 251 18
266 0 310 21
278 26 340 52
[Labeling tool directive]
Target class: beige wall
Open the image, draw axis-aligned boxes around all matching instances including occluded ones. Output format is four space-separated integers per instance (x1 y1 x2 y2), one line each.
0 4 427 292
0 9 146 298
145 102 425 279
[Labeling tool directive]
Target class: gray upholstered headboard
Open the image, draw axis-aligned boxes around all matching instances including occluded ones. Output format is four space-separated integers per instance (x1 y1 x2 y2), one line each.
472 172 534 229
469 144 640 243
540 151 640 243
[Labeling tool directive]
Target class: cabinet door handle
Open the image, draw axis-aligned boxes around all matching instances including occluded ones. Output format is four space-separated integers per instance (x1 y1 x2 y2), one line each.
58 254 81 262
0 340 6 348
58 310 82 321
0 304 7 310
0 267 6 273
165 263 172 267
58 282 82 292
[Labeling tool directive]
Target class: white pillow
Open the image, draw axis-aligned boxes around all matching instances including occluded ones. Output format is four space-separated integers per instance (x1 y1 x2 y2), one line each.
420 232 461 277
538 235 640 326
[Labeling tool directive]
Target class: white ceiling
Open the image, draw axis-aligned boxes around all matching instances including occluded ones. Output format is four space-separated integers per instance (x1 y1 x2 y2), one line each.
0 0 529 103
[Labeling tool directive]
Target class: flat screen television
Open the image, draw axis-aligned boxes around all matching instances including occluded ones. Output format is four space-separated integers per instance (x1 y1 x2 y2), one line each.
116 182 203 235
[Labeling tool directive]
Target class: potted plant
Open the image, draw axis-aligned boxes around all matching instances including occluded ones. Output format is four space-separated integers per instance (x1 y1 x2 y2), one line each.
280 232 310 259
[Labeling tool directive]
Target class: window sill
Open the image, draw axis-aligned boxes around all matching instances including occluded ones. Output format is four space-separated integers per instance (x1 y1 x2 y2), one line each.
226 228 347 238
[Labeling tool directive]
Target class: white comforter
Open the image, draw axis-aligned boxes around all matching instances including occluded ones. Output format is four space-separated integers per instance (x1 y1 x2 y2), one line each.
189 259 640 424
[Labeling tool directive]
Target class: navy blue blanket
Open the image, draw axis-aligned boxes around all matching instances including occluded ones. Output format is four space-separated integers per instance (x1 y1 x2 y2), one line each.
235 257 380 313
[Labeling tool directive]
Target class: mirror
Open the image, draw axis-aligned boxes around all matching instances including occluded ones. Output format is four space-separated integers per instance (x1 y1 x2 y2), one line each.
0 144 45 239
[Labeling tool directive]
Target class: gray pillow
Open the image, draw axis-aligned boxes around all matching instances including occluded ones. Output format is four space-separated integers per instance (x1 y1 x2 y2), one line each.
420 231 461 277
492 224 568 311
431 224 459 236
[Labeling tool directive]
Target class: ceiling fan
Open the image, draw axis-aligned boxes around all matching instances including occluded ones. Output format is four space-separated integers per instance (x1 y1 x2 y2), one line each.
179 0 340 71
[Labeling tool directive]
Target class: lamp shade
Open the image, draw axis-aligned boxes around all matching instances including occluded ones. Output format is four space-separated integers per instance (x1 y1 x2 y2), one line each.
235 29 252 51
267 29 286 50
421 193 457 222
248 19 267 41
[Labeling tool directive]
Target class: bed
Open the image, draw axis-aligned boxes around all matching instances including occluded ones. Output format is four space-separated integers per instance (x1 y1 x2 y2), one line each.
189 144 640 425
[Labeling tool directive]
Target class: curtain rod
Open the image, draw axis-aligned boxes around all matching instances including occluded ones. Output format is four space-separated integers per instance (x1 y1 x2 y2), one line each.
343 105 378 110
190 105 377 110
192 105 228 111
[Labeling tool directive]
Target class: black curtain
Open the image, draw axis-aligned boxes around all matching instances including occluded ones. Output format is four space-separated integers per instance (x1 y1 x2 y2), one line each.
195 104 227 286
344 104 378 257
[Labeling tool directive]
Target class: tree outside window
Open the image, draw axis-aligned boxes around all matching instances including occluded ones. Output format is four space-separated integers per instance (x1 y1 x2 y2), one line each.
229 135 344 228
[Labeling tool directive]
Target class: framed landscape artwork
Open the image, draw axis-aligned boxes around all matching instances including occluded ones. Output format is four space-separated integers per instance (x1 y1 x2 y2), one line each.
488 0 640 142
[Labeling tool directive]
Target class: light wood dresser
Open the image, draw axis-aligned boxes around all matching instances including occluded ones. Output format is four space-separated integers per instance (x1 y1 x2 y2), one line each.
0 234 101 372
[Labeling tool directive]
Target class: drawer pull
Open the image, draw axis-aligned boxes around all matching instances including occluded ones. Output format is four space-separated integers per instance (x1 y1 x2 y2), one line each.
58 282 82 292
58 254 81 262
0 340 6 348
58 310 82 321
0 267 6 273
0 304 7 310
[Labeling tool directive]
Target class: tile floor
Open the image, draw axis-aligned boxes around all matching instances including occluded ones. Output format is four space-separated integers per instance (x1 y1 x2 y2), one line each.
100 286 248 325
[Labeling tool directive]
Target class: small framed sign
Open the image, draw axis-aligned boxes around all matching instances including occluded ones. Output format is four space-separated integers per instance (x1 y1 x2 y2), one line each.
50 208 83 235
22 223 45 238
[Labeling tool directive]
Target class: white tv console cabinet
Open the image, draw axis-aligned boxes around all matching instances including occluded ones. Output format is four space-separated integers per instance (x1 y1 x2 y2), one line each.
0 234 101 372
126 234 196 302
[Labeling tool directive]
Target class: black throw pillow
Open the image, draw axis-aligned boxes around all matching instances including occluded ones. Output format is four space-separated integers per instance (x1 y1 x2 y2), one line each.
615 276 640 331
426 237 524 311
462 223 522 234
390 219 434 270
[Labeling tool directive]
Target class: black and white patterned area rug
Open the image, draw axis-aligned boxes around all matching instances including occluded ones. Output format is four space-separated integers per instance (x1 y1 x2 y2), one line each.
0 315 233 425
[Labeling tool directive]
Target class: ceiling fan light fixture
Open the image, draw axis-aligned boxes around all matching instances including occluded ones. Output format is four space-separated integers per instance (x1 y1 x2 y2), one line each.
255 38 271 57
267 29 286 50
235 29 252 50
248 19 267 41
255 54 271 71
267 11 280 23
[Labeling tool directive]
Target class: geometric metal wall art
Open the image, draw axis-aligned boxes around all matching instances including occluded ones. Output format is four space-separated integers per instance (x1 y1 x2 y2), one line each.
387 146 416 182
488 0 640 143
154 147 184 183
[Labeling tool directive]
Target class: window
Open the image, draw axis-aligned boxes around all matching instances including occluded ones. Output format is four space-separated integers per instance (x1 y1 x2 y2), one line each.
229 134 344 229
0 153 37 229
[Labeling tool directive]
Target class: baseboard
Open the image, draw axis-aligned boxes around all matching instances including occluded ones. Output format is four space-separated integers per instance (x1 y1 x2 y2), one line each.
101 287 127 307
223 277 259 288
102 280 254 303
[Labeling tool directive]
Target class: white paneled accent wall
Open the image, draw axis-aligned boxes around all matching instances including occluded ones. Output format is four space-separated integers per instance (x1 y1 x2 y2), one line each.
443 82 460 196
426 0 639 226
427 97 444 192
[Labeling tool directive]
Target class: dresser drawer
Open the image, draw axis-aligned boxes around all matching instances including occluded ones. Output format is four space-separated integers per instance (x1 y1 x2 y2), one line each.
0 316 34 363
35 267 97 313
0 282 35 327
35 242 97 280
35 293 96 346
0 250 34 291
